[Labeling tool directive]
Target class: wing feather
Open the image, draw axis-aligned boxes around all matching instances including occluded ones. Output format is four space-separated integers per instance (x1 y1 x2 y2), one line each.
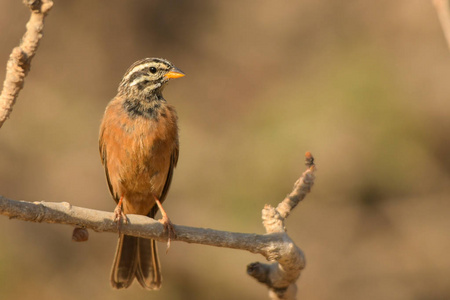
99 127 119 203
148 145 179 217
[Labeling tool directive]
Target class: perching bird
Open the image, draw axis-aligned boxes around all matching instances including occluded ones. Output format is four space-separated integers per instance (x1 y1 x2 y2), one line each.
99 58 184 290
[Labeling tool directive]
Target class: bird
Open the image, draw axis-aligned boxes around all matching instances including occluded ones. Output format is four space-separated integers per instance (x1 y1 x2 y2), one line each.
99 57 184 290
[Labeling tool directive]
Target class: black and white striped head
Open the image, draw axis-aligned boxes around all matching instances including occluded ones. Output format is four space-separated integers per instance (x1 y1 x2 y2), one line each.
118 58 184 96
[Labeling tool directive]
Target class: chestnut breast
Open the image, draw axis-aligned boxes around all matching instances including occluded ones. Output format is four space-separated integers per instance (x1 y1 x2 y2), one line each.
99 97 178 215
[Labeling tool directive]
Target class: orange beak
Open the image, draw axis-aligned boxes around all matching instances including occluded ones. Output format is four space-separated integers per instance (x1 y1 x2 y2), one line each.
165 67 185 79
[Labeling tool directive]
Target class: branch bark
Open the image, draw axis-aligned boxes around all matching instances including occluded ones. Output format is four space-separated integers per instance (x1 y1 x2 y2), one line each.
0 0 53 128
0 153 315 300
248 152 315 300
433 0 450 52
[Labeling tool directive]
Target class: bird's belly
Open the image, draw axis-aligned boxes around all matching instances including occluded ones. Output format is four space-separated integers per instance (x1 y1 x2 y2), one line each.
119 135 172 214
123 145 170 194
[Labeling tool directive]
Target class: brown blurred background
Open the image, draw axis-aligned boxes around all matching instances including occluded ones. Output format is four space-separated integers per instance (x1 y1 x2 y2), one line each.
1 1 450 299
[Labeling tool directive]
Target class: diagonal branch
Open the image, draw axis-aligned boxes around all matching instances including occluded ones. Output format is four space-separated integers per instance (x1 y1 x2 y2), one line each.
433 0 450 52
248 152 315 300
0 153 316 299
0 0 53 128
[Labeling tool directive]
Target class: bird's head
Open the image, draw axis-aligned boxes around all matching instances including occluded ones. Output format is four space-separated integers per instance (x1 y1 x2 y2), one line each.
118 58 185 98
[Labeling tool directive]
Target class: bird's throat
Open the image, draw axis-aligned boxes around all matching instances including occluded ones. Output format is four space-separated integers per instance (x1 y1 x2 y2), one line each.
123 96 165 120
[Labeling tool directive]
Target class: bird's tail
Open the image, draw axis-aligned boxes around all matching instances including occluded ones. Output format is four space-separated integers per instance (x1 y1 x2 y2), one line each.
111 234 162 290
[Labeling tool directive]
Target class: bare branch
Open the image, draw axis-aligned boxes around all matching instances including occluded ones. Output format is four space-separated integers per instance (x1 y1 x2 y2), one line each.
248 152 315 300
0 195 276 252
0 0 53 128
264 152 315 234
433 0 450 52
0 153 315 299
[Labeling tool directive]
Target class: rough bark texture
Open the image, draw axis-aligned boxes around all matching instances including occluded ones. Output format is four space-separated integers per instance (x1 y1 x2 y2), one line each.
0 0 53 128
248 152 315 299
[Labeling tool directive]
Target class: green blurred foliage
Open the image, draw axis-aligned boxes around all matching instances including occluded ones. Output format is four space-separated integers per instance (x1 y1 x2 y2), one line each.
1 1 450 299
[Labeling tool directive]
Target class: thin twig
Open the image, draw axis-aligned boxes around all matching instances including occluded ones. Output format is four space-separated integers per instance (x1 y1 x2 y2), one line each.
0 0 53 128
249 152 316 300
433 0 450 52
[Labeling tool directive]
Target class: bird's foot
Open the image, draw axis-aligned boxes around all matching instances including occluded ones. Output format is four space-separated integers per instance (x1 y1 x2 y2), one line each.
154 197 176 252
159 213 176 252
113 196 127 231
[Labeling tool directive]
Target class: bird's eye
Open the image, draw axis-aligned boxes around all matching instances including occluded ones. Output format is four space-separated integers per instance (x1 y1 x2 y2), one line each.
149 67 157 74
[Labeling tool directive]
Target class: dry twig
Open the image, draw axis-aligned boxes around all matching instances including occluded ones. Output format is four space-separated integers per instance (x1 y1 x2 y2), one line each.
0 153 315 300
433 0 450 52
247 152 315 299
0 0 53 128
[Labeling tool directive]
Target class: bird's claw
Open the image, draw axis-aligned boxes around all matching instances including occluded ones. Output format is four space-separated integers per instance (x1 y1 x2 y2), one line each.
113 203 127 231
159 214 176 253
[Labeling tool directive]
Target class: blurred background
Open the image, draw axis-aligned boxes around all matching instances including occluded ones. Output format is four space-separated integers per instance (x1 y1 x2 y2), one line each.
1 1 450 299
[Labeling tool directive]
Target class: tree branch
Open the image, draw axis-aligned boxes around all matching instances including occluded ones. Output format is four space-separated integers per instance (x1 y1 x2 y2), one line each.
248 152 315 300
0 0 53 128
0 153 315 300
0 195 279 254
433 0 450 52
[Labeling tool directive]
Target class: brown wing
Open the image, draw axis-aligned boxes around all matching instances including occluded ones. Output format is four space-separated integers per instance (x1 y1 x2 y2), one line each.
148 145 179 218
160 145 179 203
99 126 119 203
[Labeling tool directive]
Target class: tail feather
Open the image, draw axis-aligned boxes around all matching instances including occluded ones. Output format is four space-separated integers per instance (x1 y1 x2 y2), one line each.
135 238 162 290
111 234 138 289
111 235 161 290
